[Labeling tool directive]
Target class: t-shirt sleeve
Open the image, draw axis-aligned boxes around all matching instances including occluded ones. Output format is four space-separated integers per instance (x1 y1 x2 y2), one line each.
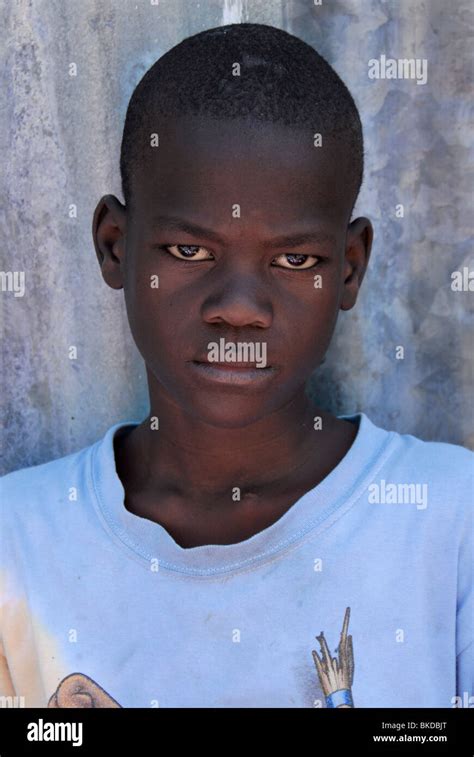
456 641 473 700
456 493 473 700
0 542 17 699
0 637 15 699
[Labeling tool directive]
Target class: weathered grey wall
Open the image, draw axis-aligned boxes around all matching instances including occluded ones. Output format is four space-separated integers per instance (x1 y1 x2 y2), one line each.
1 0 473 475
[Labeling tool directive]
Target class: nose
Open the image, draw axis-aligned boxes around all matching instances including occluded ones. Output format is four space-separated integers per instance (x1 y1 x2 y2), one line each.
200 270 273 329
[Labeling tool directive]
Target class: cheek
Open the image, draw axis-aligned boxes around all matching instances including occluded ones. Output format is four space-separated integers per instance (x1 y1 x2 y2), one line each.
281 282 341 368
124 276 197 378
122 260 165 359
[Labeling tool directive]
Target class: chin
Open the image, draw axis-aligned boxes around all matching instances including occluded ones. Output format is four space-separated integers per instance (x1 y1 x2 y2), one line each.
181 395 279 429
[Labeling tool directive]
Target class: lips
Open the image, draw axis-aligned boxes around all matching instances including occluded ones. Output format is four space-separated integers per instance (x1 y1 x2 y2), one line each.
193 360 269 369
189 360 277 386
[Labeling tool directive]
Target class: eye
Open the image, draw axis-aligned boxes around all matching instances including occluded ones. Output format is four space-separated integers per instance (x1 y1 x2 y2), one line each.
162 244 214 261
271 253 320 270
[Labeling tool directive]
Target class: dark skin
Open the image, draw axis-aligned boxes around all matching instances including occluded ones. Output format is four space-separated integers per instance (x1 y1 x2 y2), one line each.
92 116 373 548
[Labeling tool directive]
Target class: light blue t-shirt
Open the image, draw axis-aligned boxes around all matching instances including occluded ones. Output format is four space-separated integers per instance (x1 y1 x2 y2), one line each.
0 412 472 708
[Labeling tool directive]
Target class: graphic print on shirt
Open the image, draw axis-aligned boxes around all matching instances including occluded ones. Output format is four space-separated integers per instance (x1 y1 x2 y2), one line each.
312 607 355 708
48 672 122 708
46 608 354 708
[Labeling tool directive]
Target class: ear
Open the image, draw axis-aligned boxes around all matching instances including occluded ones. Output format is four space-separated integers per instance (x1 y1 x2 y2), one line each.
92 194 127 290
340 217 373 311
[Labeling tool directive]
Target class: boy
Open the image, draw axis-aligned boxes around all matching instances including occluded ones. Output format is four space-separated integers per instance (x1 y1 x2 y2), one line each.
1 23 472 709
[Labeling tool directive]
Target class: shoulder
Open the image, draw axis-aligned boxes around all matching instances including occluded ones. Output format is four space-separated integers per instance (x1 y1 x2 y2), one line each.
388 423 473 484
0 443 95 528
0 421 136 534
363 414 473 532
1 444 91 490
358 411 473 477
352 411 473 485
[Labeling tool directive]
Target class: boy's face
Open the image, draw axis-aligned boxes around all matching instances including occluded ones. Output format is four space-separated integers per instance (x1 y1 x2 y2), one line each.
93 116 372 428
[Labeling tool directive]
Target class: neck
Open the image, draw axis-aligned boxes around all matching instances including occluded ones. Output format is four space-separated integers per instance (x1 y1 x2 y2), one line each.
117 381 340 500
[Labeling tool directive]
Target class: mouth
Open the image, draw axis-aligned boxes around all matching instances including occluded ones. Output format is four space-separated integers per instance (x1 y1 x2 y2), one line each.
189 360 277 386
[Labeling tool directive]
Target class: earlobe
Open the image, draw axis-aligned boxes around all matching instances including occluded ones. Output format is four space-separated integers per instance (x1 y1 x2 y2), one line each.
92 194 127 290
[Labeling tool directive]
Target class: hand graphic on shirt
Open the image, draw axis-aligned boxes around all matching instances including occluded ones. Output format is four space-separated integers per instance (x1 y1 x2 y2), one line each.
312 606 355 708
48 672 122 708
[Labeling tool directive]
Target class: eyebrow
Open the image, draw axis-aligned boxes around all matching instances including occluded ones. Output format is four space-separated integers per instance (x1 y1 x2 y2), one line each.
150 215 335 248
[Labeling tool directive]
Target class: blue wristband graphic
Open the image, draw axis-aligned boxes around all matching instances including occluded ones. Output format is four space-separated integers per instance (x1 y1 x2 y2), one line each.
326 688 353 708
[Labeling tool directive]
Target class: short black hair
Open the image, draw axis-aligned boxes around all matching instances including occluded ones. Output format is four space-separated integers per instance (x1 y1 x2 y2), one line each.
120 22 364 214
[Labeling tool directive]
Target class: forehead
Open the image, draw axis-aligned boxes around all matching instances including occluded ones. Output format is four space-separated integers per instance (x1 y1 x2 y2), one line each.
131 115 353 231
